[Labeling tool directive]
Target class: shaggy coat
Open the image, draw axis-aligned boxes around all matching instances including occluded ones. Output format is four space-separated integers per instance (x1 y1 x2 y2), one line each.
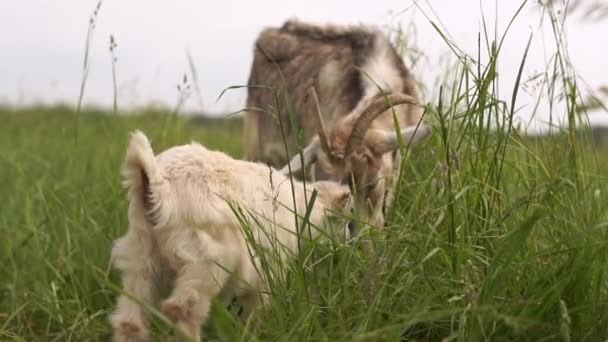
110 131 350 341
244 19 429 227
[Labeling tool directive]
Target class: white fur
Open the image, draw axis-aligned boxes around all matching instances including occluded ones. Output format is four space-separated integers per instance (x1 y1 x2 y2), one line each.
360 37 404 98
110 131 350 341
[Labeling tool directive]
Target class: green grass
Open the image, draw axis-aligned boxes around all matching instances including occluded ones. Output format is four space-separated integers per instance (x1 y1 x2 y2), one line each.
0 100 607 341
2 2 608 341
0 106 243 340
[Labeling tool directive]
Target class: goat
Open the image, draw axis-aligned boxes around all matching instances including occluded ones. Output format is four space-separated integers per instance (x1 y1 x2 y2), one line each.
110 131 351 341
244 19 431 228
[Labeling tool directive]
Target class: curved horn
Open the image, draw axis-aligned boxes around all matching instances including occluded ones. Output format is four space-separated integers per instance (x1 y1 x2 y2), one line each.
345 93 418 156
309 87 331 154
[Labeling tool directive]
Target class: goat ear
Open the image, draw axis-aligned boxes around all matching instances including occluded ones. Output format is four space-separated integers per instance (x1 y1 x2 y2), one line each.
367 124 431 155
320 182 351 210
279 137 320 175
333 187 352 210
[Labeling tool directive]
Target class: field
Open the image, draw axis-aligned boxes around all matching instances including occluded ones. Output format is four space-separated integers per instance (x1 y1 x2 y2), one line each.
2 2 608 340
0 100 607 341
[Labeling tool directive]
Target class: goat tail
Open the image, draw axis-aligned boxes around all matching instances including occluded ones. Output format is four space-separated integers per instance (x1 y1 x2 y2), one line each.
122 130 169 228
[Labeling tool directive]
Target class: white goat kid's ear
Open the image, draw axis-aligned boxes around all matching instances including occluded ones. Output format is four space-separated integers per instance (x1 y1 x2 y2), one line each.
368 124 431 155
316 182 351 210
279 137 320 175
334 188 352 210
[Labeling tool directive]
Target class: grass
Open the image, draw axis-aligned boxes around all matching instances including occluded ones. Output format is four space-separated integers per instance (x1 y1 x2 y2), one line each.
0 106 242 340
0 101 606 341
2 1 608 341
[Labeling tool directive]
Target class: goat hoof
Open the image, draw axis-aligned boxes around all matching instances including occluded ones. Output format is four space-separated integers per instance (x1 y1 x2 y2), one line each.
113 320 147 342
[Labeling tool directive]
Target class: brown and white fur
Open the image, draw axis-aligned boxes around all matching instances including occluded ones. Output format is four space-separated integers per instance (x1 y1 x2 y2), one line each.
109 131 351 341
244 19 430 228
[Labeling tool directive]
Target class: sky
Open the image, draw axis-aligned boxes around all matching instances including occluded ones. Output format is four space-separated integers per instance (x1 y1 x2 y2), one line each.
1 1 607 131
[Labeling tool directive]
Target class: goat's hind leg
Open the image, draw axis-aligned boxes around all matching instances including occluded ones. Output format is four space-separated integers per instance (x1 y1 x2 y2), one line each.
110 231 159 342
161 259 231 341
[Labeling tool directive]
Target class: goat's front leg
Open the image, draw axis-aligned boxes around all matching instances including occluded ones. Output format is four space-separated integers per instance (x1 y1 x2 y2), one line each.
161 259 231 341
109 232 159 342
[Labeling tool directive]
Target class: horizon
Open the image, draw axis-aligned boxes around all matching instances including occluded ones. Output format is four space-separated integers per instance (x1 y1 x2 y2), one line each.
1 1 607 132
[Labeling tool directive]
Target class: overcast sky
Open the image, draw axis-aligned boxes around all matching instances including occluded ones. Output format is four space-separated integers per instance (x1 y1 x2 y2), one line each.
1 1 607 129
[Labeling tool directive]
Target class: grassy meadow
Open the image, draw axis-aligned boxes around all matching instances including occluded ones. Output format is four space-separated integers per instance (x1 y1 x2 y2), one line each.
2 2 608 341
0 99 607 341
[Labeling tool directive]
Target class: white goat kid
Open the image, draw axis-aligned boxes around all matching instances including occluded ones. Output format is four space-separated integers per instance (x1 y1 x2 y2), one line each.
109 131 351 341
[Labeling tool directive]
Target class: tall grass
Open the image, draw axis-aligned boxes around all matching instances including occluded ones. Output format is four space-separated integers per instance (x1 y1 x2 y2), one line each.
1 1 608 341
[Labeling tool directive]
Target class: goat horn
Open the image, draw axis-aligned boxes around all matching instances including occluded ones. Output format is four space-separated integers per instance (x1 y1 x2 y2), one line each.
309 87 331 154
345 93 419 156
